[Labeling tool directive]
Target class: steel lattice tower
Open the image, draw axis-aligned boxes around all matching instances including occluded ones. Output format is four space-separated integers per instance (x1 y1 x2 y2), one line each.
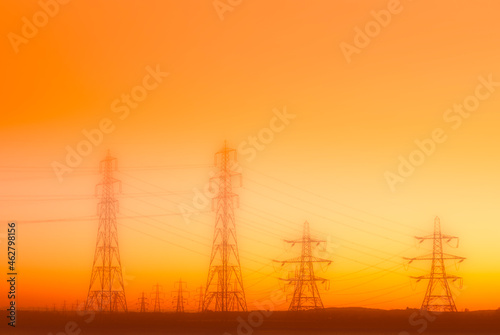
203 142 247 312
85 151 128 312
150 283 164 312
173 279 187 313
137 292 149 312
404 217 465 312
274 221 332 311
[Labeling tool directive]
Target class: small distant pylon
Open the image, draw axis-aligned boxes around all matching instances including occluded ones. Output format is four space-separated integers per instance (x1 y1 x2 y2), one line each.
172 279 188 313
404 217 465 312
195 286 204 312
85 151 127 312
203 142 247 312
274 221 332 311
73 300 80 311
137 292 149 312
150 283 164 312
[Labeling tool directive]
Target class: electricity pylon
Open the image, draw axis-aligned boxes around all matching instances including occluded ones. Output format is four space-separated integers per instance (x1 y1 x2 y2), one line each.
85 151 127 312
203 142 247 312
173 279 188 313
137 292 149 312
404 217 465 312
274 221 332 311
150 283 164 312
195 286 204 312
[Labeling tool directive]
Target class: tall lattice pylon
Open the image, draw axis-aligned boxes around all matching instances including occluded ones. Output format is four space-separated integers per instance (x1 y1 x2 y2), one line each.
274 221 332 311
173 279 188 313
203 142 247 312
137 292 149 312
85 151 127 312
150 283 164 312
404 217 465 312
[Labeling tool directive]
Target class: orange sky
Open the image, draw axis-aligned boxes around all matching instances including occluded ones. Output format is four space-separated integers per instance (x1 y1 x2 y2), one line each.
1 1 500 311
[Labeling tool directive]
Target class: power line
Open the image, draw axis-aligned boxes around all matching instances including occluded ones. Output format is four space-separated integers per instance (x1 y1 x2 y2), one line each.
245 167 427 234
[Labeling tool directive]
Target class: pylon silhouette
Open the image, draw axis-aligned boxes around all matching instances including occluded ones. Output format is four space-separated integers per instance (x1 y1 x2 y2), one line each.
195 286 204 312
85 151 127 312
203 142 247 312
404 217 465 312
137 292 149 312
173 279 188 313
274 221 332 311
150 283 164 312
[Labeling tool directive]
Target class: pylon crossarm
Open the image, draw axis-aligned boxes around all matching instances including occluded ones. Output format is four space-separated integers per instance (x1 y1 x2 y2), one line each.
441 253 466 261
272 259 286 265
215 145 236 158
284 238 326 244
310 238 327 244
414 235 434 241
278 278 301 283
403 254 433 262
312 276 329 282
410 275 429 282
274 257 302 264
279 277 326 283
283 239 300 245
310 256 332 264
414 274 461 282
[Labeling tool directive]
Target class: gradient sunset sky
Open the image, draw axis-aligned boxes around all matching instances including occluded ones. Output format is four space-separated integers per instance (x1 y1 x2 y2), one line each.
1 1 500 311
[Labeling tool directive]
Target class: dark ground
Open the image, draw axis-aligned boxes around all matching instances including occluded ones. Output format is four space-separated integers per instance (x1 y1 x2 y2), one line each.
6 308 500 334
